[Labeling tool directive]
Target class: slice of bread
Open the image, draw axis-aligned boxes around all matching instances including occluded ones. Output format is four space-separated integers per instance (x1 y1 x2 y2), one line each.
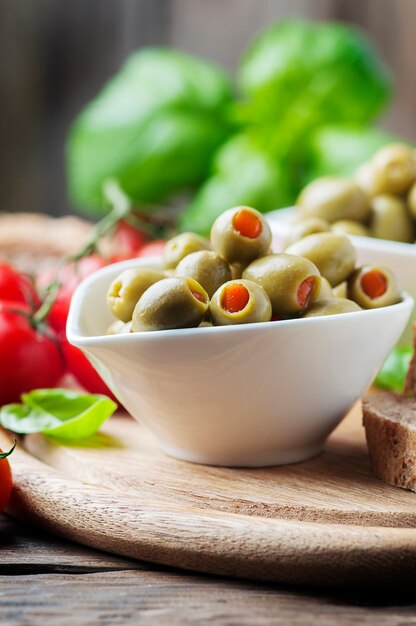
363 391 416 492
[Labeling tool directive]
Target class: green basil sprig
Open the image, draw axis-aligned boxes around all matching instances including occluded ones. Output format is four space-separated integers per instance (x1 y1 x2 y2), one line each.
0 389 117 439
375 346 413 393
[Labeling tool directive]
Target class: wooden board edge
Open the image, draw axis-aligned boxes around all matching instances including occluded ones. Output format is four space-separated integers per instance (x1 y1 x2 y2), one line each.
2 429 416 590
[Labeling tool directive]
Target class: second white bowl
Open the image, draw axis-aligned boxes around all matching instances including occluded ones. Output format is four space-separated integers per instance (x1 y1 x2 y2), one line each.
267 207 416 343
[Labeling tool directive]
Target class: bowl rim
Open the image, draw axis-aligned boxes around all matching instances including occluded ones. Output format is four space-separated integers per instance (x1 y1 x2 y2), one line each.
67 256 414 347
266 207 416 256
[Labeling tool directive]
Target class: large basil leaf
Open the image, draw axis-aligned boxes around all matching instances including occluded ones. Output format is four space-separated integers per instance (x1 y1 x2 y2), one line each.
0 389 117 439
67 48 232 213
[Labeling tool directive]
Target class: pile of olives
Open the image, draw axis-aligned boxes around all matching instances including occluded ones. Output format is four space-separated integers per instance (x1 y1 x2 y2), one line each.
292 143 416 244
106 206 402 333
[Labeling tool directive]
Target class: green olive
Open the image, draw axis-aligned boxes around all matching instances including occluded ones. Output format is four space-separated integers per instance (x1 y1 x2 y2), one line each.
210 280 272 326
286 232 356 287
347 266 401 309
369 194 414 243
175 251 231 298
132 277 209 332
284 217 330 248
333 282 347 299
163 233 211 269
366 143 416 195
302 298 361 318
210 206 272 265
243 253 321 315
314 277 333 303
230 263 246 280
331 220 370 237
107 267 166 322
106 320 132 335
407 181 416 220
355 161 378 198
297 177 370 224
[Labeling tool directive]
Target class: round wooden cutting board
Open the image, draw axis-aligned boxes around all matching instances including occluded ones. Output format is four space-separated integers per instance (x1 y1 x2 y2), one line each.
2 402 416 590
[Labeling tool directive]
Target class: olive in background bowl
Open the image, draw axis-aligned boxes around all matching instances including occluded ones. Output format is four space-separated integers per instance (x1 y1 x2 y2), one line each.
266 206 416 344
67 257 413 468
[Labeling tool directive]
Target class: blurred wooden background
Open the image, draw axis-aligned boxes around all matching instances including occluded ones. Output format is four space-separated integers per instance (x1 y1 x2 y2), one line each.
1 0 415 216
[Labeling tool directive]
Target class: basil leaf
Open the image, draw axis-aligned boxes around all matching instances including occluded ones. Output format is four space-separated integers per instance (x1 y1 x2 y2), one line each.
305 125 395 183
1 403 59 434
180 133 294 234
67 48 232 213
238 20 392 137
375 346 413 393
0 389 117 439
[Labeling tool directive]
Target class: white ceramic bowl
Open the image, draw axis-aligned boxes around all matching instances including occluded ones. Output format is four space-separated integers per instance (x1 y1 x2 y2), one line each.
67 258 413 468
267 207 416 343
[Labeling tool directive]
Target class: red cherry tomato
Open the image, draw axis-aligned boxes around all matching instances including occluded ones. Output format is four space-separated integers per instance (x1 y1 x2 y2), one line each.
136 240 166 258
37 255 107 333
0 264 40 308
109 240 166 264
0 448 13 512
41 302 116 400
46 297 72 334
108 252 140 264
37 256 117 398
37 255 107 298
0 302 65 404
62 337 118 402
114 220 146 255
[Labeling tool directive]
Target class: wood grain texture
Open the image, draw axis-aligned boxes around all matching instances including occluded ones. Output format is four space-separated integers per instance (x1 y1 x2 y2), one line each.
2 404 416 590
0 514 143 574
3 515 416 626
22 403 416 528
3 570 416 626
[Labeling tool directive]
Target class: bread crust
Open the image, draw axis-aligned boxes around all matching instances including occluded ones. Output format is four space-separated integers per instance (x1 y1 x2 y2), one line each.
363 392 416 492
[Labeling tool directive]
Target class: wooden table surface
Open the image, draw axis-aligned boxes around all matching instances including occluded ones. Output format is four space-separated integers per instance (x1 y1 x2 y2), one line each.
2 514 416 625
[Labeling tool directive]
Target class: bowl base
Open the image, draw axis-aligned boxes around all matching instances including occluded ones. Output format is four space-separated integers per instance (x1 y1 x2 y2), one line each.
158 441 325 468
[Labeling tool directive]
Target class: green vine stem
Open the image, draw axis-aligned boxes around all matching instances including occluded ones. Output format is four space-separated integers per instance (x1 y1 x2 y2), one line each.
34 179 133 325
0 440 16 460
